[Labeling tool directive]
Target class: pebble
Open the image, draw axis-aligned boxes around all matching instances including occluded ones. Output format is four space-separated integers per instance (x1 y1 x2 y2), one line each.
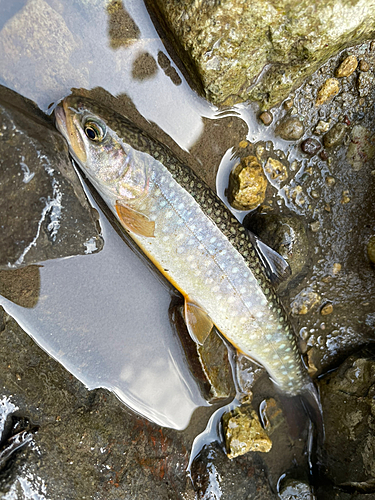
323 123 347 148
359 59 370 72
283 98 294 110
291 289 320 315
259 111 273 126
301 138 321 156
367 236 375 264
357 71 373 97
320 150 328 161
310 221 320 232
332 263 341 275
263 157 288 186
316 78 340 106
222 407 272 458
275 116 304 140
314 119 330 135
279 479 314 500
321 303 333 315
326 176 336 186
341 190 351 204
227 155 267 210
335 55 358 77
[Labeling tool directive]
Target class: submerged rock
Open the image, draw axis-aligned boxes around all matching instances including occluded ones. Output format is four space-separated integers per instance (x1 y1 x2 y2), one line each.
0 86 103 269
335 54 358 78
146 0 375 108
276 117 304 141
315 78 340 106
323 122 347 148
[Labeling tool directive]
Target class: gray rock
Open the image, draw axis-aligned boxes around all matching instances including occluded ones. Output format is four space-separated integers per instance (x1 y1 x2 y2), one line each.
318 351 375 492
146 0 375 108
276 117 305 141
323 122 347 148
0 86 103 269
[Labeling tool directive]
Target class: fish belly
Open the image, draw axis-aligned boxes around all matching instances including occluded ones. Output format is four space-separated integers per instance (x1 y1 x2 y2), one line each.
116 166 307 395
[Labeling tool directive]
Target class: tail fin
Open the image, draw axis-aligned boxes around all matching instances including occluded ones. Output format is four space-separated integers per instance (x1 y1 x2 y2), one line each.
299 382 325 446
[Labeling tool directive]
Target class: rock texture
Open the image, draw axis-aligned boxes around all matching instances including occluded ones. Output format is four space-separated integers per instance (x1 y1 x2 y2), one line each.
147 0 375 108
0 86 103 269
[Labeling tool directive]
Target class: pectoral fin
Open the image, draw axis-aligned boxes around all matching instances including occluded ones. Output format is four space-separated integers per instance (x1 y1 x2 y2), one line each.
184 299 214 345
115 202 155 237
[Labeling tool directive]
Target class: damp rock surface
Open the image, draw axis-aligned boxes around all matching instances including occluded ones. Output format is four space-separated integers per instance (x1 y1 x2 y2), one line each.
146 0 375 108
0 86 103 269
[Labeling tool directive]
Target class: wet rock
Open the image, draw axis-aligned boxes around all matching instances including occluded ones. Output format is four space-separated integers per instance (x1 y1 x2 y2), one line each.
346 124 375 171
323 122 347 148
283 98 294 110
290 288 320 315
318 351 375 492
264 157 289 187
314 119 331 135
0 306 196 499
107 0 140 49
276 117 304 141
244 213 310 283
190 442 276 499
147 0 375 108
132 52 158 80
0 86 103 269
316 78 340 106
357 71 374 97
227 155 268 210
278 479 314 500
335 55 358 78
367 236 375 264
359 59 370 72
222 406 272 458
259 111 273 126
197 327 234 400
301 138 321 156
320 302 333 316
0 267 40 308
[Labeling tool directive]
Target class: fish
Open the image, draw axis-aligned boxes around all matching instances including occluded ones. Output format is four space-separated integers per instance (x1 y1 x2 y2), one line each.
55 95 322 432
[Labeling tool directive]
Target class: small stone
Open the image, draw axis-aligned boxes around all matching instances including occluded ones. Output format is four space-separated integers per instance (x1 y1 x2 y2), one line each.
279 479 314 500
275 116 304 141
222 406 272 459
323 123 347 148
316 78 340 106
259 111 273 126
335 55 358 78
341 190 351 204
310 221 320 232
264 157 288 186
314 120 330 135
291 288 320 315
371 41 375 51
332 263 341 275
357 71 374 97
283 98 294 110
311 190 320 199
324 204 331 212
359 59 370 72
227 155 267 210
239 140 249 148
320 150 328 161
367 236 375 264
301 138 321 156
306 348 320 376
326 176 336 186
321 303 333 315
255 143 265 159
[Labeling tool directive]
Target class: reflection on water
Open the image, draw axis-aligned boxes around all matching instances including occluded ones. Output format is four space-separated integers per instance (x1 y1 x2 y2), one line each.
0 179 208 430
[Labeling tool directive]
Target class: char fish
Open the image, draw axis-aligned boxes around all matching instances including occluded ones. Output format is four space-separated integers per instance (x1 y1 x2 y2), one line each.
55 96 322 428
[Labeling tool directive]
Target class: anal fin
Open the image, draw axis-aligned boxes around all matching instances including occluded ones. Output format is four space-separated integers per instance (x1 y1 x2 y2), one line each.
184 299 214 345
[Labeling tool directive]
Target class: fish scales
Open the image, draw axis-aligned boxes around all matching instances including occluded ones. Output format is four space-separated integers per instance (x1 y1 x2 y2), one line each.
54 96 315 399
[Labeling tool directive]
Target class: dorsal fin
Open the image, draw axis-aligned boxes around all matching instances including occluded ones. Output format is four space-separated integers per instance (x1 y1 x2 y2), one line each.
246 230 291 285
115 202 155 237
184 299 214 345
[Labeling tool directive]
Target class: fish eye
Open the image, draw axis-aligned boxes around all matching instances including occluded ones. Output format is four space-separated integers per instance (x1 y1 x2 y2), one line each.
84 120 106 142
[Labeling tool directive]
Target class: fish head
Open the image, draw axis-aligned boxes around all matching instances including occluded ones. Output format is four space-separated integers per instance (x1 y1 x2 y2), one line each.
55 95 150 203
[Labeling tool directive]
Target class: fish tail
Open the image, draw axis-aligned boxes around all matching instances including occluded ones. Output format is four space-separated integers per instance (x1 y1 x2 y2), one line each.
299 381 325 445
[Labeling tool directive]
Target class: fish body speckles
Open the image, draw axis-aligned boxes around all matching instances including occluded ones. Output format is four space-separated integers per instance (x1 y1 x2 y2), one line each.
54 96 317 401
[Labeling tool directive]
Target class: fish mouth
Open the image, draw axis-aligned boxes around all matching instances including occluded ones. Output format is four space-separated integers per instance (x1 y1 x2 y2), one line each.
54 99 87 165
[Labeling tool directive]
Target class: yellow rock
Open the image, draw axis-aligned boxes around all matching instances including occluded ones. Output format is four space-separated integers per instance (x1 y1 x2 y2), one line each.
335 55 358 78
264 157 288 186
316 78 340 106
227 155 267 210
222 407 272 459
